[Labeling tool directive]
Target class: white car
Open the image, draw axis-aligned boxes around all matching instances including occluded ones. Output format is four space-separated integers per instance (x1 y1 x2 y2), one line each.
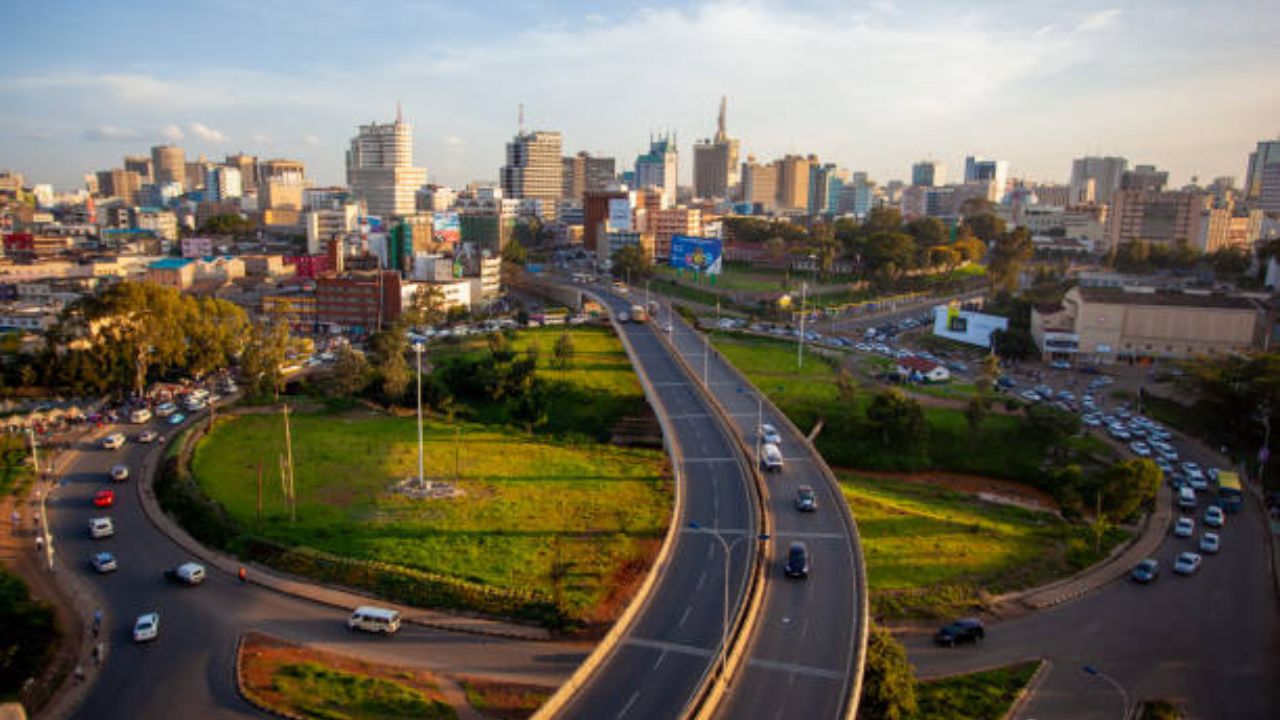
1129 441 1152 457
109 464 130 482
133 612 160 643
1199 532 1220 554
138 430 160 444
1181 462 1203 479
89 517 115 539
101 433 126 450
1204 505 1225 528
1019 390 1041 403
155 402 177 418
1082 415 1102 427
1174 517 1195 538
1173 551 1202 576
759 424 782 446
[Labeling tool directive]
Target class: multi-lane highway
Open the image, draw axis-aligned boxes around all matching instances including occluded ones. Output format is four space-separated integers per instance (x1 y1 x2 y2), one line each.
550 288 762 719
659 305 867 720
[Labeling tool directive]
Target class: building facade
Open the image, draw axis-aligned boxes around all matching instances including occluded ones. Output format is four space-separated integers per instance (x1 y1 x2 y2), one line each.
346 111 428 218
1105 190 1208 250
315 271 403 332
911 161 945 187
692 97 740 201
635 134 678 207
151 145 185 187
1069 156 1127 206
500 130 563 218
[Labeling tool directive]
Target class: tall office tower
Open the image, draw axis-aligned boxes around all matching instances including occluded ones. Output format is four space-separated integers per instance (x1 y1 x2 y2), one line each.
963 156 1009 202
808 163 842 215
1245 139 1280 206
740 157 778 211
124 155 153 184
151 145 185 187
563 152 617 200
225 153 259 193
185 155 212 192
911 160 946 187
775 154 813 212
205 166 243 202
693 96 740 200
635 133 678 207
1069 156 1127 205
346 107 428 218
258 158 306 188
1105 189 1209 250
94 169 142 205
500 129 563 219
1120 164 1169 193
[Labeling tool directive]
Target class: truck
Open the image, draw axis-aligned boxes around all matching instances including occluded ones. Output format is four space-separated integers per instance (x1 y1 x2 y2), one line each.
630 305 648 323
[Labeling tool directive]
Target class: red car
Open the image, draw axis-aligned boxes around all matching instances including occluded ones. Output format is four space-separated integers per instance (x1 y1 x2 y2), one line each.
93 490 115 508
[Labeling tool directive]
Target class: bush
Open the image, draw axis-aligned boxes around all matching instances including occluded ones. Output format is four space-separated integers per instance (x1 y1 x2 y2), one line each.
859 624 917 720
0 569 60 697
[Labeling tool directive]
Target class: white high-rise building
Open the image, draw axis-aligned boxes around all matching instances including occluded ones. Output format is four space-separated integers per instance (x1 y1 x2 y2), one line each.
963 156 1009 203
500 130 562 219
205 166 243 202
1070 156 1128 206
346 106 428 218
636 134 678 207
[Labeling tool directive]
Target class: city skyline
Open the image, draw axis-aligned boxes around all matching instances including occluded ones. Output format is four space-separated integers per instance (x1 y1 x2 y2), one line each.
2 1 1278 190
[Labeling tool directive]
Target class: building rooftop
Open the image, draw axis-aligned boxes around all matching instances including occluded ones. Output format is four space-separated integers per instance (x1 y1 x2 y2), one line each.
898 356 944 374
1075 286 1261 310
148 258 193 270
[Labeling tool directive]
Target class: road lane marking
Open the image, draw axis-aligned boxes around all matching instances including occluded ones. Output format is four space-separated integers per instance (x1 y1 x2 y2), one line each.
696 571 707 590
682 457 738 463
677 605 692 628
682 528 752 536
666 414 712 420
617 691 641 718
653 650 668 670
746 658 844 680
773 531 847 540
626 637 715 657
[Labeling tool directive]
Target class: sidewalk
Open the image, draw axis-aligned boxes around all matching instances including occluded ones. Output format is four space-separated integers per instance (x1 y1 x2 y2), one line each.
130 421 551 642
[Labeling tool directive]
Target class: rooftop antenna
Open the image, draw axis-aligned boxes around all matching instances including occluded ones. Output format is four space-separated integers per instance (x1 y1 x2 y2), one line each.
716 95 727 141
396 100 402 124
518 103 525 134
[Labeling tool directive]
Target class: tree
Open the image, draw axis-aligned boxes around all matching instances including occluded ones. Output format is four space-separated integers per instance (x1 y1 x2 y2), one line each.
862 232 916 275
765 236 788 265
552 331 575 372
239 318 290 401
1099 459 1162 522
1020 404 1080 462
987 227 1033 293
859 624 918 720
1208 246 1252 279
368 326 411 403
324 346 370 397
198 212 255 237
904 217 946 248
862 207 903 235
963 212 1006 244
404 284 446 328
865 389 927 453
836 367 858 405
611 243 652 280
508 378 550 434
965 396 989 437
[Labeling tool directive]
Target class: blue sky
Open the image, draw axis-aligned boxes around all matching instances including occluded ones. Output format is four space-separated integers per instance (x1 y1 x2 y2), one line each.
2 0 1278 191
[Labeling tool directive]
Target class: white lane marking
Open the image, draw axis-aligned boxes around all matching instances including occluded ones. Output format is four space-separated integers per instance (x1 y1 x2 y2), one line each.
677 605 693 628
653 650 668 670
682 528 752 536
682 457 738 463
617 691 641 719
746 658 844 680
666 414 712 420
626 637 715 657
773 531 847 540
696 571 707 590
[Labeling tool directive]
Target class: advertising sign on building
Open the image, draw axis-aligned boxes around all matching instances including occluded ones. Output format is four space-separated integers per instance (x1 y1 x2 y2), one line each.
670 235 723 275
931 303 1008 348
432 212 460 247
607 198 632 232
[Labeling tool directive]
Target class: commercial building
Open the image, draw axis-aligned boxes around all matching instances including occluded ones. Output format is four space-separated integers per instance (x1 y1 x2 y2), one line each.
1244 139 1280 202
346 109 428 218
1194 207 1265 253
204 166 243 202
224 153 258 193
963 156 1008 202
775 155 813 212
305 204 359 255
131 207 178 242
146 258 196 290
635 134 678 207
1120 165 1169 193
911 161 946 187
151 145 185 187
1069 156 1127 205
692 97 740 200
315 271 403 333
1031 286 1264 365
500 130 563 219
561 152 615 201
583 188 630 253
124 155 153 184
94 169 142 205
740 158 778 213
1104 190 1209 250
648 207 702 261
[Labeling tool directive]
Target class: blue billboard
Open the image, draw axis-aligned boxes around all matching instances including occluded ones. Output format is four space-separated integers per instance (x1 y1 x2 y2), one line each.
670 236 723 275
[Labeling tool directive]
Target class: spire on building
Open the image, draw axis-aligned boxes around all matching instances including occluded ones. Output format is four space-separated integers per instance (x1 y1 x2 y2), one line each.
396 100 402 124
716 95 727 142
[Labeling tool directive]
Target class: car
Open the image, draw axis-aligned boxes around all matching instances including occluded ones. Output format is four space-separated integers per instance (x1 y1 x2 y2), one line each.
155 402 177 418
1199 532 1221 554
1129 441 1152 457
93 489 115 508
1204 505 1225 528
1019 390 1041 403
168 413 186 426
760 443 784 473
784 542 810 579
759 424 782 446
1034 384 1053 397
101 433 126 450
934 618 985 646
164 562 207 586
89 517 114 539
855 343 872 352
138 430 160 444
1083 414 1102 427
184 397 206 411
996 376 1016 389
1108 427 1132 441
109 464 129 482
1050 360 1071 370
1181 462 1204 480
1173 551 1202 576
133 612 160 643
1131 558 1159 583
795 485 818 512
1174 517 1195 537
91 551 118 573
1187 474 1209 492
1156 459 1174 474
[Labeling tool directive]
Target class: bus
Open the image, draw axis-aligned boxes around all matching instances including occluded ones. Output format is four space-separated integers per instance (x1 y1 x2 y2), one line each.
1217 470 1243 513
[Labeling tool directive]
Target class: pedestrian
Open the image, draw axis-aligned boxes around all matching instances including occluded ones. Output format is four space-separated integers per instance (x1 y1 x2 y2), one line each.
92 641 103 665
92 609 102 636
238 566 246 584
35 535 43 553
73 664 84 683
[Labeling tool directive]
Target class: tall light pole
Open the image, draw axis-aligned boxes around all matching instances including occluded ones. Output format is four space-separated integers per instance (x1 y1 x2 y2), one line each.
737 387 763 471
414 343 426 489
688 523 768 681
28 426 52 572
1082 665 1131 720
703 331 710 386
797 281 807 370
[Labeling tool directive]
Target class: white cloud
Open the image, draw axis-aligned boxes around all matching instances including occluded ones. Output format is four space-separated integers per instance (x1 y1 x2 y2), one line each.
445 135 466 152
303 134 322 146
83 125 148 142
1077 8 1121 32
160 124 185 141
187 121 228 143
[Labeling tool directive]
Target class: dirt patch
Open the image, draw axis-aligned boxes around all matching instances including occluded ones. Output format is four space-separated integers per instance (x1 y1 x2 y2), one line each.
853 470 1060 513
458 677 553 720
580 538 660 634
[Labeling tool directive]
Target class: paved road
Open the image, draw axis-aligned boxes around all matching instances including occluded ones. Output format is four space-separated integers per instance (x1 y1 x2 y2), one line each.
659 306 866 720
49 420 583 719
554 290 759 719
906 449 1280 719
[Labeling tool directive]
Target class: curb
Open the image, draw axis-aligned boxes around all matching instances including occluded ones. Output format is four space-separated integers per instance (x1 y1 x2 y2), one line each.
1003 659 1052 720
233 633 307 720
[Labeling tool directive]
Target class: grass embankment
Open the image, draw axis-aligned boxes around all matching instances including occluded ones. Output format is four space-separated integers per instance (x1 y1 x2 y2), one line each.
913 661 1039 720
0 434 35 497
460 678 551 719
0 569 60 701
843 474 1128 618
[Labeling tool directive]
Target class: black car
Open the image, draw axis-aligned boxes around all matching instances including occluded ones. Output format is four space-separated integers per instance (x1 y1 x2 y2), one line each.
1130 558 1159 584
934 618 985 646
795 485 818 512
784 542 810 579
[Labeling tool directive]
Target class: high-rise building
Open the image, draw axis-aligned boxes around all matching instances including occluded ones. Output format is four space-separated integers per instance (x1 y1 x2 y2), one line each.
584 188 630 253
205 166 243 202
911 161 945 187
95 169 142 205
1105 189 1209 250
774 155 813 212
225 153 259 194
1069 156 1127 206
740 157 777 212
963 156 1009 202
635 134 678 207
693 96 740 200
808 163 843 215
124 155 153 184
561 152 616 201
1120 164 1169 193
346 107 428 218
1245 139 1280 201
185 155 211 192
500 130 563 218
151 145 185 187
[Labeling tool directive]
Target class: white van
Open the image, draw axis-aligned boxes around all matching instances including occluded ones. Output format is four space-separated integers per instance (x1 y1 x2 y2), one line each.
348 606 401 635
130 408 153 424
1178 486 1197 511
761 443 784 473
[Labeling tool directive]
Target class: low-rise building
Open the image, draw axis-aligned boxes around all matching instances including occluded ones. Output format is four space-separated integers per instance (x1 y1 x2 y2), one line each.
315 270 402 333
896 356 951 384
147 258 196 290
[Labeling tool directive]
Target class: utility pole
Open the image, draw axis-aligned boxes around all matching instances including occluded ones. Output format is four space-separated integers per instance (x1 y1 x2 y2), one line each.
256 461 263 527
283 404 296 524
797 281 807 369
414 343 426 490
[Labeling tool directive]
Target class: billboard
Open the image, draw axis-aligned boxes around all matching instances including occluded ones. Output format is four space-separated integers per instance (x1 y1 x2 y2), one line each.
670 236 723 275
433 212 460 247
931 303 1008 348
607 198 632 231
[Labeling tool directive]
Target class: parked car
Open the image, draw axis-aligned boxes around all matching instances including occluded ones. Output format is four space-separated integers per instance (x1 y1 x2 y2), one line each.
1050 360 1071 370
91 551 118 573
155 402 177 418
93 489 115 508
1174 517 1195 537
795 485 818 512
101 433 126 450
1204 505 1225 528
759 424 782 446
133 612 160 643
1129 442 1152 457
784 542 810 579
1130 558 1159 584
934 618 985 646
1199 532 1220 554
1173 551 1202 576
164 562 207 586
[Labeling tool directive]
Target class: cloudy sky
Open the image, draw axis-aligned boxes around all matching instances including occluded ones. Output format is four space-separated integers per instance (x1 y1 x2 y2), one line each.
2 0 1277 191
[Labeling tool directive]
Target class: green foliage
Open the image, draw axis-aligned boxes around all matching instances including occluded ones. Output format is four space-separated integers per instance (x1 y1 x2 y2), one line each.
404 284 446 328
552 331 576 371
1018 405 1080 462
323 346 371 398
1098 458 1162 522
0 569 60 698
1107 240 1200 274
239 318 291 402
369 327 411 404
1140 700 1184 720
199 212 255 236
502 237 528 266
913 661 1040 720
962 213 1006 244
0 434 35 498
610 243 652 280
987 227 1033 294
270 662 457 720
866 389 927 454
860 624 918 720
990 326 1038 360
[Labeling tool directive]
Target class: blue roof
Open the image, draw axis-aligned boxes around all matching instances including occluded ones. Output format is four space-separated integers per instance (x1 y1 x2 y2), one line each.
149 258 193 269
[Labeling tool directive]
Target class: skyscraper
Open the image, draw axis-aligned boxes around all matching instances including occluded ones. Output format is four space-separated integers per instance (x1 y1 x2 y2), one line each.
205 166 243 202
562 152 616 201
911 161 945 187
124 155 153 184
693 96 740 200
225 153 259 194
635 134 678 207
1069 156 1127 205
775 155 814 212
740 157 777 212
1120 165 1169 193
346 106 428 218
500 129 563 219
151 145 185 187
1245 139 1280 205
963 156 1009 202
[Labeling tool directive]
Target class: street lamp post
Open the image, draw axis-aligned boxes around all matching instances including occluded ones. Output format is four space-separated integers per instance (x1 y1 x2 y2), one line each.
797 281 807 370
28 427 52 572
703 331 710 386
413 343 425 490
689 523 768 681
737 387 763 471
1082 665 1131 720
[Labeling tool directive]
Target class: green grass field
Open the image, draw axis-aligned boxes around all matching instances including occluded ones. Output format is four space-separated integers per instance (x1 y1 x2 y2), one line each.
843 474 1128 618
914 661 1039 720
655 265 786 293
269 662 456 720
193 412 671 619
0 435 34 497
